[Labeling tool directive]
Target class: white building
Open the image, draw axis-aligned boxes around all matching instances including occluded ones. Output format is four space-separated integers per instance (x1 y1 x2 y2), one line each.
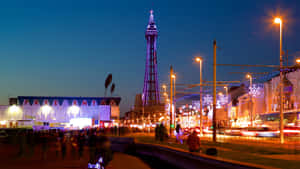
0 96 121 129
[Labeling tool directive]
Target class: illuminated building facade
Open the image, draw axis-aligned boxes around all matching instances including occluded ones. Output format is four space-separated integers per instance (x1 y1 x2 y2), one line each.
0 96 121 129
227 68 300 128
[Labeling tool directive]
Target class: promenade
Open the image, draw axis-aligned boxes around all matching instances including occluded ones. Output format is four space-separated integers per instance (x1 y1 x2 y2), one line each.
0 143 150 169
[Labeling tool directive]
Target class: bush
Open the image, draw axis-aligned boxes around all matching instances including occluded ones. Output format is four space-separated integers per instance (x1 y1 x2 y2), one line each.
155 123 167 141
206 148 218 156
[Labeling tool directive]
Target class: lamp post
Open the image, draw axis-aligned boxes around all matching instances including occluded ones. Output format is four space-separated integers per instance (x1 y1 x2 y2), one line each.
296 58 300 65
195 56 203 135
224 86 228 97
213 40 217 142
169 66 174 135
246 74 253 127
162 84 168 127
274 17 284 144
172 74 176 130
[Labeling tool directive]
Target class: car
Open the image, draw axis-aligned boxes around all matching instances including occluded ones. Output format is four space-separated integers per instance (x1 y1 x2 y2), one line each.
241 127 278 137
284 126 300 136
225 128 243 136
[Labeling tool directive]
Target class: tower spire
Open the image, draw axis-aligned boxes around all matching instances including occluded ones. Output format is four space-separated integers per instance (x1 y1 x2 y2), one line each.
143 10 160 106
149 10 155 24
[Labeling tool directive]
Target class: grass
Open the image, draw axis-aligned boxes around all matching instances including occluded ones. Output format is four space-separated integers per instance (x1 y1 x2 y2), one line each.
134 135 300 169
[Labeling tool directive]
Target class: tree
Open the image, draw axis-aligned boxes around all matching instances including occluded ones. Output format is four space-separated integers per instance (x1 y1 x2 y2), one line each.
110 83 115 96
105 74 112 96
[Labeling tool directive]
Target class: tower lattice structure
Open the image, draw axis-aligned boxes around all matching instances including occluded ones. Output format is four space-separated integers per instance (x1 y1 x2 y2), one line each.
142 10 160 106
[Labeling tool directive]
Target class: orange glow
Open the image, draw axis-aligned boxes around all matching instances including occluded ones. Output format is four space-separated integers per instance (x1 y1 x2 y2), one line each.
296 58 300 64
195 57 202 62
246 74 251 79
162 84 167 89
274 17 282 24
218 92 223 96
171 74 176 79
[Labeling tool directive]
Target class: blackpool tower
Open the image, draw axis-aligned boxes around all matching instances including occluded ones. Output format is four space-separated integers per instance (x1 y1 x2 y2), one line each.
142 10 160 106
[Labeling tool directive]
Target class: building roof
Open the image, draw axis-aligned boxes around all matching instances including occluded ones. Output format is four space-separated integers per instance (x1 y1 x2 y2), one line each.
17 96 121 106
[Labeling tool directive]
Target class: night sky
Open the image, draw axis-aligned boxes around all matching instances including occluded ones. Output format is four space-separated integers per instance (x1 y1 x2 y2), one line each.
0 0 299 114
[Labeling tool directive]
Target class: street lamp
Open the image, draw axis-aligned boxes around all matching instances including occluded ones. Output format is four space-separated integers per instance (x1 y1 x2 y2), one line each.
171 74 176 128
274 17 284 144
162 84 168 126
296 58 300 64
195 56 203 135
246 74 252 88
246 74 253 127
224 86 228 96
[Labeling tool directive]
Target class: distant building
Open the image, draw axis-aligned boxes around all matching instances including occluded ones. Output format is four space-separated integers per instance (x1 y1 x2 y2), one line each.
0 96 121 129
228 67 300 128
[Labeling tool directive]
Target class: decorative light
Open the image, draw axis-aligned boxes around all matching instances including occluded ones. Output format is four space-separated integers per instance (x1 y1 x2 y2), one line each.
67 105 80 117
70 118 92 129
8 105 20 114
218 94 228 105
249 84 262 97
41 105 52 118
203 94 212 106
8 105 22 120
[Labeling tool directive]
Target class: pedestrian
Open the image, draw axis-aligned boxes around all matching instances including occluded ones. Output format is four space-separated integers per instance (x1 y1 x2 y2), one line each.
70 134 78 159
97 136 113 168
187 131 200 152
17 131 26 158
26 130 35 157
175 123 183 144
88 132 97 163
77 132 85 160
41 132 48 160
61 135 67 160
55 135 61 158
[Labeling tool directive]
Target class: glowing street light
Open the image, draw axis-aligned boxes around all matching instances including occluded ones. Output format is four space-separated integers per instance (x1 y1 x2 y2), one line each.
274 17 282 24
195 56 203 135
246 73 253 127
274 17 284 143
296 58 300 64
224 86 228 96
246 74 252 88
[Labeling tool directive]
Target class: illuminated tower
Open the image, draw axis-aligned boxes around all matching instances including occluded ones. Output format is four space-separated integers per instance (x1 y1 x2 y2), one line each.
142 10 160 106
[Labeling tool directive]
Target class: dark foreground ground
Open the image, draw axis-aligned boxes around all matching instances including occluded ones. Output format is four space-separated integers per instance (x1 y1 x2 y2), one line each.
0 143 153 169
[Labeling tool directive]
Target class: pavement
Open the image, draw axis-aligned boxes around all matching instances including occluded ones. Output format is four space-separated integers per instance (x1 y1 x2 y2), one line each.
0 143 150 169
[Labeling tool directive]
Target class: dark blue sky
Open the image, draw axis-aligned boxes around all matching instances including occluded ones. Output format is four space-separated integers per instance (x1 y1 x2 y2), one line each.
0 0 299 113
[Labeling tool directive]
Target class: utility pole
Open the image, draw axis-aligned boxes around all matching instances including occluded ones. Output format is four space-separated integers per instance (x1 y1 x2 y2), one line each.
200 60 203 135
170 66 173 136
213 40 217 142
279 21 284 144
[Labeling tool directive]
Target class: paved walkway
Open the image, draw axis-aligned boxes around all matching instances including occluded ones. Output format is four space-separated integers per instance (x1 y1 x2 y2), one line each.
0 143 150 169
107 152 150 169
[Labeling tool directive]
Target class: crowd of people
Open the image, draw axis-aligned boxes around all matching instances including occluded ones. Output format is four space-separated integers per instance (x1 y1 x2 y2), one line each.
154 123 202 153
7 128 113 166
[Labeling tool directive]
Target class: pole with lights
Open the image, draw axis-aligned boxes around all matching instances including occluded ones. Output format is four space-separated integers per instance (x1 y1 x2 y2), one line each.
274 17 284 143
246 74 253 127
195 57 203 135
213 40 217 142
